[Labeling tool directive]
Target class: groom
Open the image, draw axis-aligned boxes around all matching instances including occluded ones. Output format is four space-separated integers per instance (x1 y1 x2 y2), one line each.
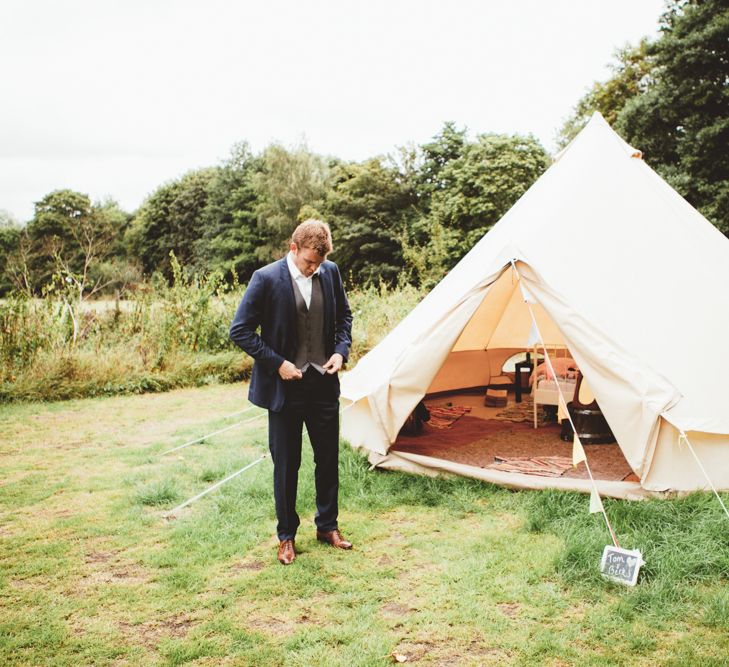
229 219 353 565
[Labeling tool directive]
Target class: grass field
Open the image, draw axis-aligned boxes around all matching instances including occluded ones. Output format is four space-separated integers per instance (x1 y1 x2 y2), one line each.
1 383 728 666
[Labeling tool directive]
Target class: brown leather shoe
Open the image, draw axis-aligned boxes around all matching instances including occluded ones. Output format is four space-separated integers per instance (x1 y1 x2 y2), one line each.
277 539 295 565
316 529 352 550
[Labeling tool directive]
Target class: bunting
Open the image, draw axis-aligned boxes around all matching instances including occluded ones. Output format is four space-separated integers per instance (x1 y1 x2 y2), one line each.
513 263 620 548
572 433 587 467
589 487 604 514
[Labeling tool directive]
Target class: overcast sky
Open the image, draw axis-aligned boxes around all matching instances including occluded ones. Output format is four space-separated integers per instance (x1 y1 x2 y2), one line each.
1 0 666 222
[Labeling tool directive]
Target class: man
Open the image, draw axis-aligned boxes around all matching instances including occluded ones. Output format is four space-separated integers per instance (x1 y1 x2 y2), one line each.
229 219 353 565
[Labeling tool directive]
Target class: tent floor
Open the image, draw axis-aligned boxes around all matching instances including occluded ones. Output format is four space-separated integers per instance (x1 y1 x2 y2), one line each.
392 391 637 482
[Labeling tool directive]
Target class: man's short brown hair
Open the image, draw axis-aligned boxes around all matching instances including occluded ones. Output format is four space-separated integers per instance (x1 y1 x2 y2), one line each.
291 219 333 257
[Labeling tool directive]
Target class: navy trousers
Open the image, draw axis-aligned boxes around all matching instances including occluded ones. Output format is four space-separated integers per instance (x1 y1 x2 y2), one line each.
268 368 340 540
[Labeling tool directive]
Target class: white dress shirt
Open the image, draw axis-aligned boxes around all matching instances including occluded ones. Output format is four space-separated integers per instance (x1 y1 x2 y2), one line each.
286 251 320 308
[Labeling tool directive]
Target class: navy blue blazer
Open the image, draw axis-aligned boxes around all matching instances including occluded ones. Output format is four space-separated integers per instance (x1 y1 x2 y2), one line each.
229 257 353 412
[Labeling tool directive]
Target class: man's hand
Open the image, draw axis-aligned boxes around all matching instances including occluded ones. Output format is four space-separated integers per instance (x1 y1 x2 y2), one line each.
278 360 303 381
322 353 344 375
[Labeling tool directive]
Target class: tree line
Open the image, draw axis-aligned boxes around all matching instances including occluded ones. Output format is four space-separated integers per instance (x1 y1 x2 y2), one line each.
1 0 726 298
0 128 550 297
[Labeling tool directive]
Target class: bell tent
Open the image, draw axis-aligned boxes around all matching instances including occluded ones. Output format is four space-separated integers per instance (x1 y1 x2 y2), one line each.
340 113 729 499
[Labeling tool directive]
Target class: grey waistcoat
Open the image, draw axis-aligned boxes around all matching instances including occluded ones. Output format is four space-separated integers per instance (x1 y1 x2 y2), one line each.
291 274 327 373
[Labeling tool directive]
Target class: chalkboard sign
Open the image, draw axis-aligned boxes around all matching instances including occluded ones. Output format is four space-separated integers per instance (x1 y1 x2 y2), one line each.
600 546 645 586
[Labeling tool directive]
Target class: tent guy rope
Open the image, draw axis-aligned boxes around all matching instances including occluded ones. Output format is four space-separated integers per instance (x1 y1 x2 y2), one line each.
161 401 348 457
677 430 729 522
217 406 259 420
160 405 349 513
164 454 268 518
161 411 266 456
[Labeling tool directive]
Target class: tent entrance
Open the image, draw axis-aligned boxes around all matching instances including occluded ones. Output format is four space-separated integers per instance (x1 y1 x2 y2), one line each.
425 264 567 395
391 265 636 485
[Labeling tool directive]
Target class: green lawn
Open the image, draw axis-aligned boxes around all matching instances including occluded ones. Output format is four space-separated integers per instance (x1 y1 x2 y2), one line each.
1 384 728 666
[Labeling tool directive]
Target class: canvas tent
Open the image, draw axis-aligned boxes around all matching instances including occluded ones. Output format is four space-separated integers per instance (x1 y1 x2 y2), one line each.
340 113 729 499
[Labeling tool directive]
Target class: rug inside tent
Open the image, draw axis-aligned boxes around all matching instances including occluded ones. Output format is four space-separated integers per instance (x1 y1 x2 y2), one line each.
391 392 637 482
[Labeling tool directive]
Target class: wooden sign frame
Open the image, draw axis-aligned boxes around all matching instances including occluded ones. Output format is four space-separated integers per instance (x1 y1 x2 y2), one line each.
600 545 645 586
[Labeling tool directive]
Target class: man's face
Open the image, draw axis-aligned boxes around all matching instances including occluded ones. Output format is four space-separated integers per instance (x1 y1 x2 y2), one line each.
290 243 326 277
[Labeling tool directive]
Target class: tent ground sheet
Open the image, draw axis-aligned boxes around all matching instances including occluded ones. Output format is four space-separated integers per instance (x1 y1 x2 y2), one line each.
392 392 636 482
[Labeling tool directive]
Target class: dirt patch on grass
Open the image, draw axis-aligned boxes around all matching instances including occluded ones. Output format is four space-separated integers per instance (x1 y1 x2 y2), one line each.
449 643 512 665
394 638 512 666
58 438 95 451
382 531 408 547
47 507 74 517
245 597 325 637
396 560 442 582
80 560 151 587
382 602 416 617
85 550 115 564
160 615 193 636
298 610 320 624
497 602 521 618
118 614 193 649
231 559 266 572
391 640 436 662
9 577 39 591
247 614 298 637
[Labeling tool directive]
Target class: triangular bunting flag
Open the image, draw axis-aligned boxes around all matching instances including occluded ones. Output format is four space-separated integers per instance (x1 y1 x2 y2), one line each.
572 434 587 466
526 320 540 347
589 486 603 514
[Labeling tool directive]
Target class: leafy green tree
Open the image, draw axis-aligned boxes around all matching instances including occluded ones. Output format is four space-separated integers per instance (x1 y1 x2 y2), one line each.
28 189 95 286
129 169 217 276
195 142 264 282
415 122 468 202
557 40 653 148
325 158 416 286
90 198 138 294
0 209 18 227
400 216 460 289
0 211 22 295
20 190 125 294
253 144 328 262
617 0 729 234
389 123 468 287
403 133 549 285
430 133 550 249
558 1 729 234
